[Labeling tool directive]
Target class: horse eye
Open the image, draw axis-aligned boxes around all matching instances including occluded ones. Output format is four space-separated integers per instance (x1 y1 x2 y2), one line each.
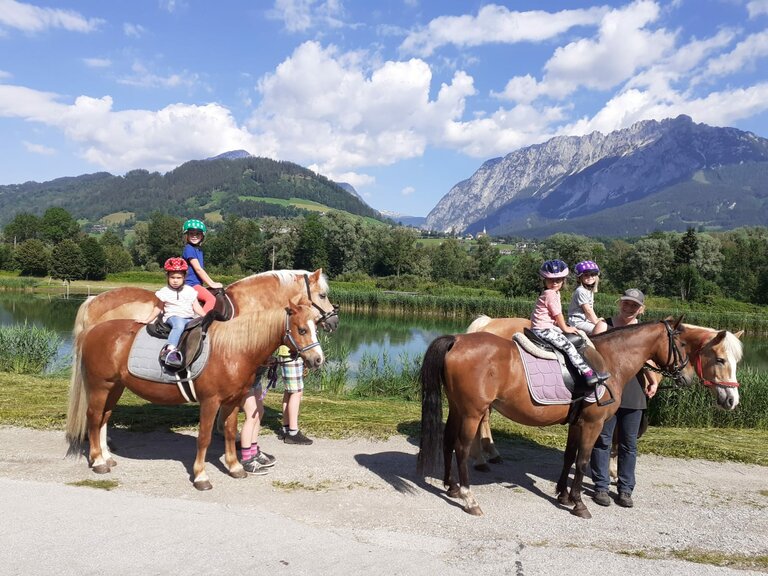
320 293 327 300
299 328 307 335
716 358 726 365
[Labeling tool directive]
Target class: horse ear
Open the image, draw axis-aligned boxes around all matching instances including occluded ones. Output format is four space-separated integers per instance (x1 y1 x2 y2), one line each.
734 330 744 340
310 269 322 282
710 331 727 346
672 315 685 329
288 294 302 308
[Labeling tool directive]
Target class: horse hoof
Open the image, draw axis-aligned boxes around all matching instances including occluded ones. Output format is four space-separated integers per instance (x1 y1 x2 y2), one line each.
107 458 117 467
570 505 592 519
92 464 110 474
465 506 484 516
193 480 213 491
488 456 503 464
473 463 491 473
229 468 247 480
447 486 461 499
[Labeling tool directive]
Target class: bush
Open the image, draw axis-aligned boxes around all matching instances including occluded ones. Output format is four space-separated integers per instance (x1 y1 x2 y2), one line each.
0 324 60 374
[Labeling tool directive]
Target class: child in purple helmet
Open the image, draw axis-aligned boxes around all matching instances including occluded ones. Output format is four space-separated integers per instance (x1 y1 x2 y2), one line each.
530 259 600 386
568 260 608 335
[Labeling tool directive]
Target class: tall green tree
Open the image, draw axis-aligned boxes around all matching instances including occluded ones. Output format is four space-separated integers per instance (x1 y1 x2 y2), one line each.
379 227 418 277
146 212 183 265
627 237 674 295
430 238 471 283
41 207 81 245
261 217 298 270
294 213 328 272
79 237 108 280
4 213 42 244
13 239 50 276
473 235 500 279
51 240 85 281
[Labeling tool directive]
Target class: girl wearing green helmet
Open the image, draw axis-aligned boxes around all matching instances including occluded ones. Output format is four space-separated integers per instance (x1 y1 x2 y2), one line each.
181 218 222 313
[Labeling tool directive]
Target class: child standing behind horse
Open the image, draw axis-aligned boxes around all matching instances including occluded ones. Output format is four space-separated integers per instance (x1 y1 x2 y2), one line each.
182 219 222 314
567 260 607 335
530 259 601 386
142 257 205 368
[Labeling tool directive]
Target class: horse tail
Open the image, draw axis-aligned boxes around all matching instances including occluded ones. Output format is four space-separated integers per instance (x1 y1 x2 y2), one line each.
417 334 455 478
65 306 91 457
466 314 491 333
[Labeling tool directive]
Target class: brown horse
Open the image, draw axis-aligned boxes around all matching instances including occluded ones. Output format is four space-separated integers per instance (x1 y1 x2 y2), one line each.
66 295 324 490
418 318 743 519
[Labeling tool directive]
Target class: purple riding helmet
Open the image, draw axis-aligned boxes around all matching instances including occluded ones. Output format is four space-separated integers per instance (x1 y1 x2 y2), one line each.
539 259 569 279
574 260 600 277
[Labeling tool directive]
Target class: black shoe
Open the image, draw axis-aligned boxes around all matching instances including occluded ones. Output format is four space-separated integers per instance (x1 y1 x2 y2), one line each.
242 456 270 475
252 450 276 467
617 492 634 508
593 490 611 507
163 349 183 368
276 428 287 440
284 430 313 445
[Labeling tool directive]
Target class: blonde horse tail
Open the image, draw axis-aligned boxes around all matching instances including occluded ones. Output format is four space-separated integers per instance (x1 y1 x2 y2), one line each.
66 298 92 457
466 314 492 333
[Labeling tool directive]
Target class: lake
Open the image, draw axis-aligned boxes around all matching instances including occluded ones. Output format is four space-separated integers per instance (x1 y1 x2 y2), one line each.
0 292 766 376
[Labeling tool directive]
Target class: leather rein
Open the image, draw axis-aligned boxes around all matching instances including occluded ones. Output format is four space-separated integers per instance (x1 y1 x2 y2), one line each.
642 320 690 387
303 273 339 330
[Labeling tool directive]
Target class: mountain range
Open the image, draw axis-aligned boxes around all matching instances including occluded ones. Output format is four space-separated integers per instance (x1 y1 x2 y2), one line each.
425 115 768 237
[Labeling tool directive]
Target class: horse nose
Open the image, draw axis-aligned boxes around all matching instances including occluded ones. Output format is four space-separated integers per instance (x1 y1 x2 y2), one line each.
726 395 736 409
312 355 324 368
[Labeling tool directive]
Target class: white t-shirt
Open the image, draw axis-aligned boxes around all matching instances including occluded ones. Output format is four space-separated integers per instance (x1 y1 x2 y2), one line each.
155 285 199 322
567 285 594 325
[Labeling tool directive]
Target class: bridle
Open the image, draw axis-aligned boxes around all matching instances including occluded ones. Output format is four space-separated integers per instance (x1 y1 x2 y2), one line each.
642 320 690 388
303 273 339 331
691 348 740 389
282 308 322 355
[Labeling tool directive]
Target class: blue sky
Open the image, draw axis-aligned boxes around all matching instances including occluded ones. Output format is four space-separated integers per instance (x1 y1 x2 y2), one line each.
1 0 768 217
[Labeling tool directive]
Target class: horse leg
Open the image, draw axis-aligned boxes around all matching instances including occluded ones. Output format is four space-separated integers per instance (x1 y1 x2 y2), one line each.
480 409 502 463
86 386 111 474
100 385 125 468
443 410 460 497
556 424 580 506
569 422 604 519
456 416 484 516
220 402 246 479
191 398 220 491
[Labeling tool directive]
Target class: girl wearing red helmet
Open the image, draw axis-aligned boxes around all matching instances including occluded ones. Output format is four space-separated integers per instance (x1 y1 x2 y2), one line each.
567 260 607 335
530 259 601 386
142 257 205 368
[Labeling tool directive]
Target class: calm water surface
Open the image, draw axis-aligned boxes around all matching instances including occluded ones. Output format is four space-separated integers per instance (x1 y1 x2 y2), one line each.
0 292 766 375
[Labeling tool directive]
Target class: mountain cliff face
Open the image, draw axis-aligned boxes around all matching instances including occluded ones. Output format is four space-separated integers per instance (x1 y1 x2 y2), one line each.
424 115 768 236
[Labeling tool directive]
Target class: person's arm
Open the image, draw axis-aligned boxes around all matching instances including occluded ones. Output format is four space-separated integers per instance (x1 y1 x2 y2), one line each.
187 257 222 289
555 313 579 334
641 364 662 398
142 305 162 324
580 302 603 325
192 299 205 318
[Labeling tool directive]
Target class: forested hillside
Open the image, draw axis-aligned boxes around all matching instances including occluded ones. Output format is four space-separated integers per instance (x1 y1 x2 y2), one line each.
0 156 380 225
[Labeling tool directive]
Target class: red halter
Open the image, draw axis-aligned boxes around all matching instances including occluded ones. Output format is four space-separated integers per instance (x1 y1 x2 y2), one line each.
693 349 740 388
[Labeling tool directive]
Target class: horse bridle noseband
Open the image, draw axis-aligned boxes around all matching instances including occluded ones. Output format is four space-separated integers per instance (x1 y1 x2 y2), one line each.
282 308 322 355
642 320 690 387
691 349 740 388
303 274 339 329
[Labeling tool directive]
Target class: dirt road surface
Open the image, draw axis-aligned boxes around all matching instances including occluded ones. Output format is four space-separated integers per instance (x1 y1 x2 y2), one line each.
0 426 766 576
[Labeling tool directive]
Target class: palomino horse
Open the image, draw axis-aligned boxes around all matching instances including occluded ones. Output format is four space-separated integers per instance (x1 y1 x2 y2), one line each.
66 296 324 490
419 318 743 518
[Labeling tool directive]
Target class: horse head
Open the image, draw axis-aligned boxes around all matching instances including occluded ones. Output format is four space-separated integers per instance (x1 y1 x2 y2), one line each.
678 323 743 410
283 294 326 369
302 269 339 332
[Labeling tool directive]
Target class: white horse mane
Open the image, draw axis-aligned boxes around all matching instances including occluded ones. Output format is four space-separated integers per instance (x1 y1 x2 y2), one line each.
685 323 744 363
235 269 329 292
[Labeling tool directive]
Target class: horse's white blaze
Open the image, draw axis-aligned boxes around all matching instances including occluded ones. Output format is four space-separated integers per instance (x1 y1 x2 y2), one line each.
99 424 113 462
309 320 324 364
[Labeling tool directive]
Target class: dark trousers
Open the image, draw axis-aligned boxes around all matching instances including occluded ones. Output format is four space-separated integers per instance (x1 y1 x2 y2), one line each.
590 407 644 494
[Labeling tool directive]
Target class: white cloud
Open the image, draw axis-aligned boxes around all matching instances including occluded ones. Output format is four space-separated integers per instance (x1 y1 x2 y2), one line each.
117 61 203 90
0 0 103 33
248 41 476 181
0 70 11 80
748 0 768 18
267 0 345 33
23 140 55 155
496 0 675 103
401 185 415 196
83 57 112 69
400 4 608 57
0 84 258 174
123 22 146 38
704 30 768 77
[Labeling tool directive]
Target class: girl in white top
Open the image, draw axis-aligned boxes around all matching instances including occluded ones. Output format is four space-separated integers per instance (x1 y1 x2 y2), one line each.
567 260 607 335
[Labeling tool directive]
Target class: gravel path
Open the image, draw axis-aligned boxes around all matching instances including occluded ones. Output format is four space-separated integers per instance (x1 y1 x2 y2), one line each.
0 426 766 576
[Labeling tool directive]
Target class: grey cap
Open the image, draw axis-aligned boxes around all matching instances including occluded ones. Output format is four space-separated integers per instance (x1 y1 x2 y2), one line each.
620 288 645 305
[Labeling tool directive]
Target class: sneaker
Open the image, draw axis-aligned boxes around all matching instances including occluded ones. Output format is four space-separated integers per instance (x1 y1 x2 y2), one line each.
252 450 276 467
276 428 287 440
164 350 184 368
284 430 313 445
242 456 270 475
617 492 634 508
593 490 612 507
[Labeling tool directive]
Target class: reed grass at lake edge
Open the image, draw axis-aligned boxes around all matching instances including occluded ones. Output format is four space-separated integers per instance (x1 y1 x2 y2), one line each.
1 373 765 466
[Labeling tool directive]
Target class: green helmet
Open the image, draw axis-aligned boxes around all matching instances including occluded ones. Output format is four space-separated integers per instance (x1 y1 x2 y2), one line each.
182 219 207 235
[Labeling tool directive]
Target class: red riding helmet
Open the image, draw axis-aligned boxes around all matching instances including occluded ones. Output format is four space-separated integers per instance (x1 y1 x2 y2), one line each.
163 257 188 272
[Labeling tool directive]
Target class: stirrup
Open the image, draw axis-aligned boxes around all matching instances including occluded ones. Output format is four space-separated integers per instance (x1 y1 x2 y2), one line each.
595 381 615 407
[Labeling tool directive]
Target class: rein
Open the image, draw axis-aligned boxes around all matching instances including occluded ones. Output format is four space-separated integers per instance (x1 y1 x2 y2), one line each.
692 349 740 388
303 273 339 329
642 320 689 387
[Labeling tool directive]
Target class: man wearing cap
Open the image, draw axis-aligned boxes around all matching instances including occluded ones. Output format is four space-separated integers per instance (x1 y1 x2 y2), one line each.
590 288 660 508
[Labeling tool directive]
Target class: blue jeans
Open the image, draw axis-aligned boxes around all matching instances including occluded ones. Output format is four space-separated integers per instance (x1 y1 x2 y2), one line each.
166 316 192 348
590 407 644 494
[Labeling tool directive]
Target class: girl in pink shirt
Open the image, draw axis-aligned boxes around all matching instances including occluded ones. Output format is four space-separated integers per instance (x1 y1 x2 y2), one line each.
530 259 598 386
